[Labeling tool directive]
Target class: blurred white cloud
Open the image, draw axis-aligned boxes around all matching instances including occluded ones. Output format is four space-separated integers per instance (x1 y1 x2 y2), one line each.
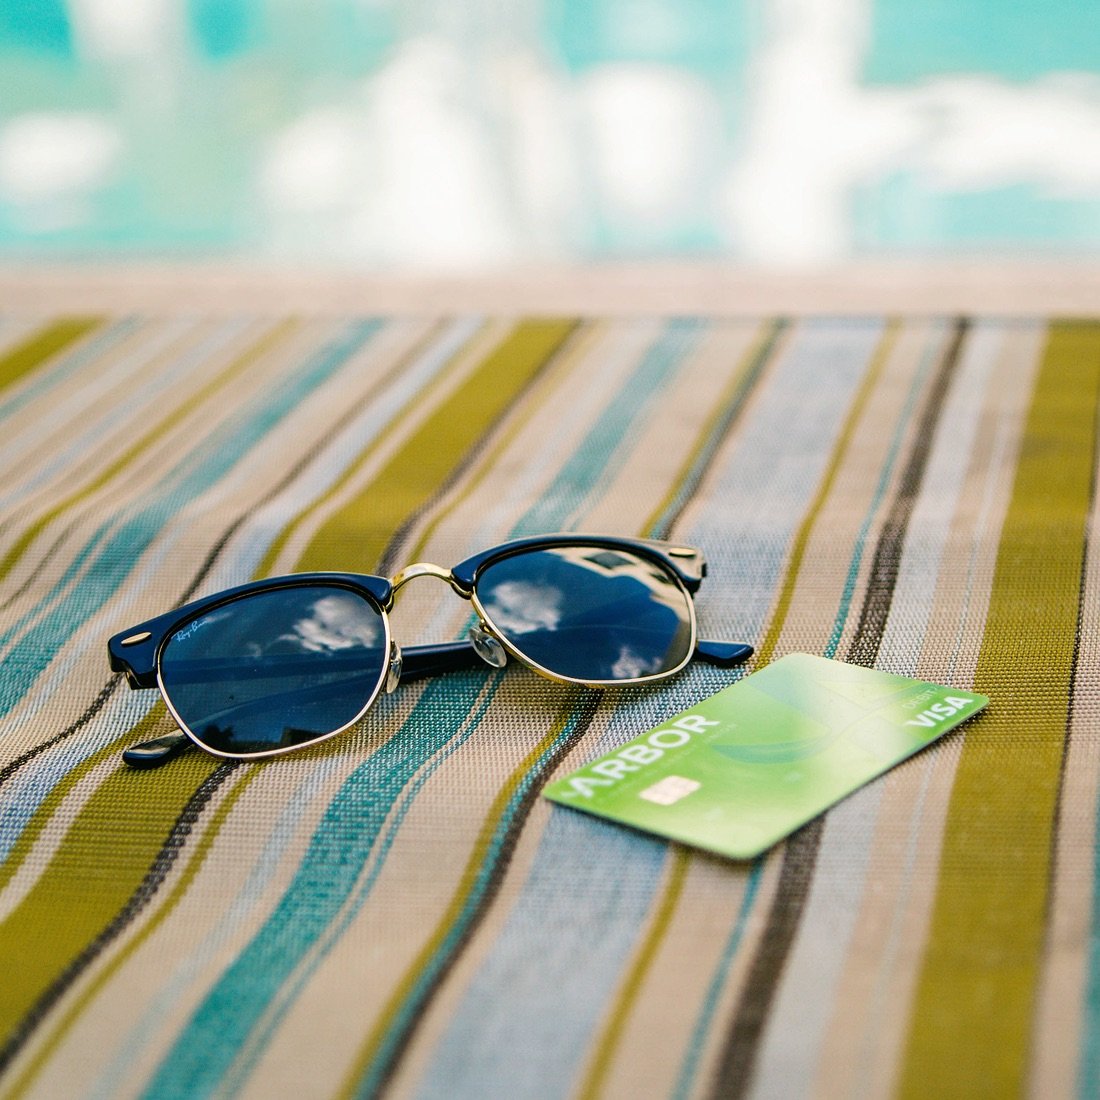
0 0 1098 263
580 63 719 223
0 113 121 231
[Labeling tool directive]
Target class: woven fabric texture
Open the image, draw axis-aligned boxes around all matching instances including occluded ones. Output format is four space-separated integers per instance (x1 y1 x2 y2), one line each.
0 315 1097 1099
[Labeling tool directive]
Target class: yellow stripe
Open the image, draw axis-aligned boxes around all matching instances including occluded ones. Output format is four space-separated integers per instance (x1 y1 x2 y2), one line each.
3 763 262 1099
0 320 298 584
0 753 223 1040
0 707 171 899
401 321 606 564
0 318 102 393
335 694 584 1099
577 849 690 1100
293 319 577 574
898 322 1100 1097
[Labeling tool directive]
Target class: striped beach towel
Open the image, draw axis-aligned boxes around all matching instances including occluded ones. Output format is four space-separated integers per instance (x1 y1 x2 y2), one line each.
0 314 1097 1098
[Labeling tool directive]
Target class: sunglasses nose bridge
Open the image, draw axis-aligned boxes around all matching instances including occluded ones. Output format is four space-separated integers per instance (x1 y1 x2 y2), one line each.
389 562 470 600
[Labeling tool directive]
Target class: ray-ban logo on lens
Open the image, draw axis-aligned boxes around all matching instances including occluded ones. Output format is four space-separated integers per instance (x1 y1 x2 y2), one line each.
175 616 214 644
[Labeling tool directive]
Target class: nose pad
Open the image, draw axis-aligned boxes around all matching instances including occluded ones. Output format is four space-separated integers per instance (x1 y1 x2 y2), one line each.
468 623 508 669
385 642 403 693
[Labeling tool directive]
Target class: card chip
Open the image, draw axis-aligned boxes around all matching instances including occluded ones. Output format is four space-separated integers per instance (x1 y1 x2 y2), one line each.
639 776 700 806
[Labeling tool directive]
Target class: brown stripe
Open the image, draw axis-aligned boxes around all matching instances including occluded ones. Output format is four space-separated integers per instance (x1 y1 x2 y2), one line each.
709 319 968 1098
847 319 969 668
649 320 786 539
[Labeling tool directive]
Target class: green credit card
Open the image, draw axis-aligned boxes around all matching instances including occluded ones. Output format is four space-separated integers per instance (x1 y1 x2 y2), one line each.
543 653 989 860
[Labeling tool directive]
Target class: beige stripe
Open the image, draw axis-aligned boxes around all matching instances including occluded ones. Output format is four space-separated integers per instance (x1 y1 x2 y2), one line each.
597 853 784 1100
916 322 1048 687
0 319 205 494
582 320 767 534
751 321 929 663
264 319 515 577
809 322 1044 1100
0 318 47 370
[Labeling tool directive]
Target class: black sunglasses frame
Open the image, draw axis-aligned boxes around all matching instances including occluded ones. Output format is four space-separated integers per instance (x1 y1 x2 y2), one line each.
109 534 753 768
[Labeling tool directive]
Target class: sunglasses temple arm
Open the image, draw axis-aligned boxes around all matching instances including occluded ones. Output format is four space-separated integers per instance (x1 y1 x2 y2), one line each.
121 640 752 769
404 638 755 677
695 640 754 667
122 730 193 769
398 640 486 682
120 643 485 769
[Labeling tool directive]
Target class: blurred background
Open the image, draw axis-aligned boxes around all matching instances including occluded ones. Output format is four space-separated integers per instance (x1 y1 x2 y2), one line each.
0 0 1098 270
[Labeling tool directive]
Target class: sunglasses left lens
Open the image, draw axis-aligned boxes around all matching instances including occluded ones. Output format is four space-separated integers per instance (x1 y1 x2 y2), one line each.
159 585 388 757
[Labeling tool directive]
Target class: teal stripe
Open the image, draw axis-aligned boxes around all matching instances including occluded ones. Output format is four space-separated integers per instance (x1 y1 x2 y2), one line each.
513 318 703 535
671 862 763 1100
140 671 495 1099
352 701 596 1099
215 676 501 1095
0 320 381 717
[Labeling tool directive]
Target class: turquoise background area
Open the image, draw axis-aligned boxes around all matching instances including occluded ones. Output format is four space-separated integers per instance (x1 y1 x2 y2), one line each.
865 0 1100 83
0 0 1097 263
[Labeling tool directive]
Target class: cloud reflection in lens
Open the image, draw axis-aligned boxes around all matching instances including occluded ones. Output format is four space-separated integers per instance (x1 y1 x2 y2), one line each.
474 546 693 683
160 585 387 756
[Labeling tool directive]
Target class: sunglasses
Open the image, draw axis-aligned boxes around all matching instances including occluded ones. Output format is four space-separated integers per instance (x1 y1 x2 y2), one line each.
108 535 753 769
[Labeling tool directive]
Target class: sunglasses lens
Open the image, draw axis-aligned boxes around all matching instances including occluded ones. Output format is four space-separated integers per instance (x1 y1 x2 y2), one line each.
474 546 693 683
159 585 388 756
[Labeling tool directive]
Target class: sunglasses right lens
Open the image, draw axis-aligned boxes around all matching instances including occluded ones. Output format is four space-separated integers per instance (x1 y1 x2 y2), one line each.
473 546 694 683
158 585 388 757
